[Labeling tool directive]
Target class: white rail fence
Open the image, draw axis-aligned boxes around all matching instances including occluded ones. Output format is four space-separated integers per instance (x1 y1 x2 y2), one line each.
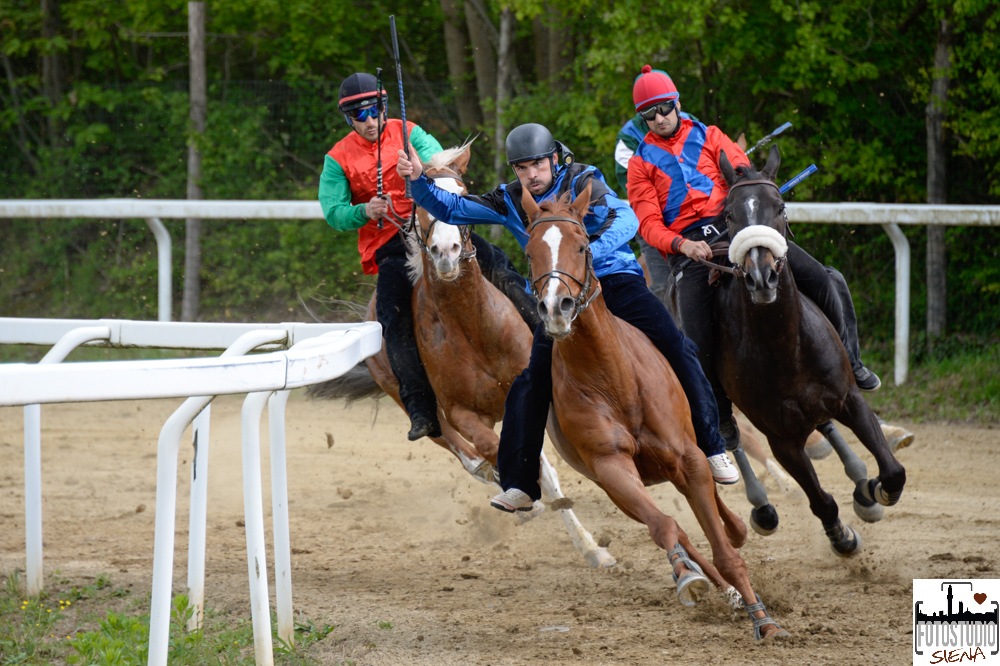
2 199 999 384
0 318 382 666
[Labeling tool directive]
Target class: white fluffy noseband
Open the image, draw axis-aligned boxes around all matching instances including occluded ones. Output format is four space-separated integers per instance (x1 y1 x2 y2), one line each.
728 225 788 266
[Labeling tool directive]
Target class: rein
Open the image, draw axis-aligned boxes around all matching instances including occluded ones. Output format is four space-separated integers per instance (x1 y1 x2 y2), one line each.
413 169 476 261
527 214 602 321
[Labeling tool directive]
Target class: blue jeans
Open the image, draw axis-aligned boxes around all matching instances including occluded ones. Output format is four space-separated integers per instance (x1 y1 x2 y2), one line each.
497 272 726 499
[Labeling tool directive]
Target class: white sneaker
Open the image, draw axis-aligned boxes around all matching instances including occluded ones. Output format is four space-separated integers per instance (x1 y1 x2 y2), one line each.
490 488 535 512
707 453 739 485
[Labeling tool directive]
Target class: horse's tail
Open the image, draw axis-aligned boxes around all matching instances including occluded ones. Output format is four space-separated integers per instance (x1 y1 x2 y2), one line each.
306 361 385 403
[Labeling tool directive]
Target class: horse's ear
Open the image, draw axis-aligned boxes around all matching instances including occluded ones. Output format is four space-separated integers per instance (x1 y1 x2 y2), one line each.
521 183 542 224
719 150 737 188
762 144 781 182
571 181 592 220
453 144 471 175
737 133 747 152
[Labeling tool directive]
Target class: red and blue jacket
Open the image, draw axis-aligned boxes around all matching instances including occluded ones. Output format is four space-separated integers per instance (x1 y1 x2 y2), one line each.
627 118 749 255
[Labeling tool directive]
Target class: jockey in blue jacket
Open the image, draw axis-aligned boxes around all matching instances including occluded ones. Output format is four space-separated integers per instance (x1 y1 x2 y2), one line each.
397 123 738 512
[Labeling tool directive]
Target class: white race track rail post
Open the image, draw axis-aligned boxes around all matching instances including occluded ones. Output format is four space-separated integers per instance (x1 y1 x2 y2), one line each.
147 329 287 666
24 325 111 596
269 389 294 646
242 390 276 666
185 404 211 632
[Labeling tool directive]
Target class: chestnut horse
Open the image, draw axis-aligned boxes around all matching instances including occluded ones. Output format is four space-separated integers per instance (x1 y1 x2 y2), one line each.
709 145 906 555
313 144 615 568
522 182 787 640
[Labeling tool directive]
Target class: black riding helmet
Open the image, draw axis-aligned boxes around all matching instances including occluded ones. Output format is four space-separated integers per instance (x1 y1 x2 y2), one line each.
505 123 574 167
338 73 387 111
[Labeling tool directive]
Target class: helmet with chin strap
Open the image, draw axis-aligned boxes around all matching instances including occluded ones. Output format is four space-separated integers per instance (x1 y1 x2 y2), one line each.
504 123 574 176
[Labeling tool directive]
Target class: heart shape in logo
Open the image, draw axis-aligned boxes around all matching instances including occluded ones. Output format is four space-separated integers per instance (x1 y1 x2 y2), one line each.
974 593 987 605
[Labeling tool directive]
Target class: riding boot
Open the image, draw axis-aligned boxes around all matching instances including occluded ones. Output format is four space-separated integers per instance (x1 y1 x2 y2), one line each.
375 236 442 441
470 232 542 329
826 266 880 391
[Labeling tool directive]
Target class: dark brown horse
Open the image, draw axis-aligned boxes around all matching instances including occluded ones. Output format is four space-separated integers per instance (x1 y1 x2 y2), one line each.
522 183 788 640
710 145 906 555
314 144 615 568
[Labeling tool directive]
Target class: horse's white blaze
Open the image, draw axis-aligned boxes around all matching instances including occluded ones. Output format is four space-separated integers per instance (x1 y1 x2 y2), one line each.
541 226 564 305
745 196 759 227
426 177 466 270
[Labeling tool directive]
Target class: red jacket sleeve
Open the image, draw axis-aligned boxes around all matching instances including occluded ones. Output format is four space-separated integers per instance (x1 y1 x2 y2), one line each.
628 155 684 256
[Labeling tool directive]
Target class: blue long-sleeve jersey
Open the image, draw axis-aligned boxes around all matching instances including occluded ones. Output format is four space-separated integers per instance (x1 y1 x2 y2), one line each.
409 161 643 280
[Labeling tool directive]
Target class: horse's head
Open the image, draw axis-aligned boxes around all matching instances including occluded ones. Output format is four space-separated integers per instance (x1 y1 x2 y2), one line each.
412 142 473 281
719 145 789 305
521 181 596 339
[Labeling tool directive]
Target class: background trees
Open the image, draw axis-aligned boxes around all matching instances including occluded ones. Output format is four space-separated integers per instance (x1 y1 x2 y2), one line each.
1 0 997 346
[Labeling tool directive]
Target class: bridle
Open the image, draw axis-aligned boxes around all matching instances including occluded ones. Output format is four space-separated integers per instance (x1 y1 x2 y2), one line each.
527 214 601 321
698 178 789 280
412 168 476 261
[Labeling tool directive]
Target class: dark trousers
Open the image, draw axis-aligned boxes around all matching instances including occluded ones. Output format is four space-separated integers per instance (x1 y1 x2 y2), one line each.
668 224 863 421
497 272 726 500
374 235 437 422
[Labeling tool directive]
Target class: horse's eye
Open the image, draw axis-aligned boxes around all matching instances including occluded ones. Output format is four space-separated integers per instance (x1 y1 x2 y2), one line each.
578 246 585 254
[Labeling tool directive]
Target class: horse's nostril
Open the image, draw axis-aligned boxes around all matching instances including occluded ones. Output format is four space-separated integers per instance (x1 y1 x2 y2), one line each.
766 268 779 289
559 296 575 315
745 273 756 290
451 243 460 255
537 301 548 317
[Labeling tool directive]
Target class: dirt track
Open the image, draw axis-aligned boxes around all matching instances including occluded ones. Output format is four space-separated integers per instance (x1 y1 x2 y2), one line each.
1 395 998 664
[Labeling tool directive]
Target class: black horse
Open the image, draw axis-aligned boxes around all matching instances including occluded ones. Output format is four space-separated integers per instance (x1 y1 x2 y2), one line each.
687 145 906 555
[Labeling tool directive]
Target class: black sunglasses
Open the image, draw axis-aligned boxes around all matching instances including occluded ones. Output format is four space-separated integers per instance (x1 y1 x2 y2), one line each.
639 100 677 121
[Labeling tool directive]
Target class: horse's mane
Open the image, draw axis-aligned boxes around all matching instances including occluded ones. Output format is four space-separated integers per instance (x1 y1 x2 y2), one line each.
426 137 476 171
733 163 763 184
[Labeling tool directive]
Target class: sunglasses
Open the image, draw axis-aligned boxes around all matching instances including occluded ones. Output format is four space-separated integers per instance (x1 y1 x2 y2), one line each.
639 100 677 121
348 105 381 122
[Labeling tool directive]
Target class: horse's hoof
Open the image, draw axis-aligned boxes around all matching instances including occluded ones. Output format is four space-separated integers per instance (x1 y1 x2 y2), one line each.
750 504 779 536
853 481 884 523
723 586 744 610
824 522 862 557
676 571 710 606
516 501 545 524
881 425 914 453
805 438 833 460
584 548 617 569
861 478 902 507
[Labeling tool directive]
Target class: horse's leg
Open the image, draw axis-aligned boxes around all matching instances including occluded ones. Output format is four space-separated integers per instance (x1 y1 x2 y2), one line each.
432 417 496 486
839 392 906 507
737 416 796 494
769 439 862 556
724 423 779 535
804 427 833 459
712 485 748 549
537 452 616 568
816 420 884 523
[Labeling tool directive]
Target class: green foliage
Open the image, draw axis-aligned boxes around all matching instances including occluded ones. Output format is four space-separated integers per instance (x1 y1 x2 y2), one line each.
0 0 997 338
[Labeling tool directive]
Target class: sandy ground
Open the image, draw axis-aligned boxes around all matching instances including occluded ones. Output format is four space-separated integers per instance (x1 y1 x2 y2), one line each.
1 394 999 665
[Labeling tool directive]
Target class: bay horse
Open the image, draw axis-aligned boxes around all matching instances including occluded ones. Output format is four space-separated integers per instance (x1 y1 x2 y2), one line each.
522 183 788 640
312 143 615 569
708 145 906 555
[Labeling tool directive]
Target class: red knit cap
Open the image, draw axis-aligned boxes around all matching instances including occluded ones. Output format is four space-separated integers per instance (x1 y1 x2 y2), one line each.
632 64 679 111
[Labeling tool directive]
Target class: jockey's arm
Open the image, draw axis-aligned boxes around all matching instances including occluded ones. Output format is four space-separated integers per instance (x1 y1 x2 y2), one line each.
408 171 511 228
579 171 639 265
409 124 443 162
318 156 369 231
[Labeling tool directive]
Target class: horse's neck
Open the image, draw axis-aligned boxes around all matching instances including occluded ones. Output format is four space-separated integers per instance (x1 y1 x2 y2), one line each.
555 296 631 388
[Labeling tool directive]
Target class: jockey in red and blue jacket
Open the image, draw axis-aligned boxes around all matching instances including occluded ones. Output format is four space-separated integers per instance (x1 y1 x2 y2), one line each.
626 65 881 444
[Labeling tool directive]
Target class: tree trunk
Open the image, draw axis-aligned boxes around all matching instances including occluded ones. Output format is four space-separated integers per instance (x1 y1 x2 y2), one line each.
532 15 549 82
926 17 951 346
492 8 515 240
464 0 497 128
547 7 572 93
440 0 481 129
40 0 61 147
183 1 207 322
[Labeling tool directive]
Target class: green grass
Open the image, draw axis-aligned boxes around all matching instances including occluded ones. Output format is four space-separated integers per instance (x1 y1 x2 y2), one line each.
0 571 333 665
865 338 1000 423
